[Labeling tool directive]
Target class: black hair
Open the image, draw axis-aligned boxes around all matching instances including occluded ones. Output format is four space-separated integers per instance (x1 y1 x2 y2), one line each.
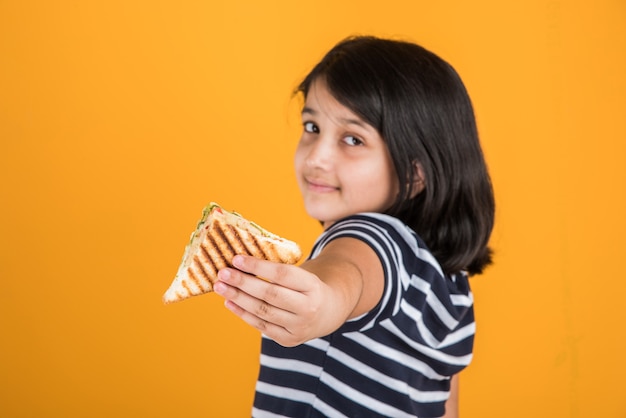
297 36 495 276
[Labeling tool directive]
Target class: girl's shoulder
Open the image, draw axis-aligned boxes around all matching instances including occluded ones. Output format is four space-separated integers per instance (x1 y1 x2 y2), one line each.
321 212 415 238
312 212 446 276
315 212 428 256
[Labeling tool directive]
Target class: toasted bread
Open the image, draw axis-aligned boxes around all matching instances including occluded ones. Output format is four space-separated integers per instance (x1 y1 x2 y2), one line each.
163 203 302 304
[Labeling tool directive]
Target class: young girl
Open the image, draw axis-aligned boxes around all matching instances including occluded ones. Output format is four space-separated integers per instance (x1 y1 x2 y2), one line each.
213 36 495 418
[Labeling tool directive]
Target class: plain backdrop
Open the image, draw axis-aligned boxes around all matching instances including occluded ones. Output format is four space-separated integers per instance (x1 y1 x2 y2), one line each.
1 1 625 417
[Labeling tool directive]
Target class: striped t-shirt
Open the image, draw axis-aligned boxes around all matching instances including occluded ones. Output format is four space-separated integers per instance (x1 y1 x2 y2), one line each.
252 213 475 418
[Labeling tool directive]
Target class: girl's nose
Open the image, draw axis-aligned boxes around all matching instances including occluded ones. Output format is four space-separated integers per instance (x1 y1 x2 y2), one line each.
305 139 333 169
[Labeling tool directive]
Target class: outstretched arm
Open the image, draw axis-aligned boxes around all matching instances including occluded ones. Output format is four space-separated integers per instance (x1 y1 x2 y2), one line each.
213 237 384 347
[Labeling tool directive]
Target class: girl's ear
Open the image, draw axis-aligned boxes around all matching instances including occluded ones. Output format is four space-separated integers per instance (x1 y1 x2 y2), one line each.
409 161 426 198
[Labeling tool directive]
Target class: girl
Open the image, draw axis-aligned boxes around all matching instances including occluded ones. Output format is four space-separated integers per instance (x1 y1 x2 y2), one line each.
214 36 495 418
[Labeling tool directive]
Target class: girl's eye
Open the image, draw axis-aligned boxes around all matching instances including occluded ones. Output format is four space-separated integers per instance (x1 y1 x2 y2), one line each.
343 135 363 146
303 122 319 133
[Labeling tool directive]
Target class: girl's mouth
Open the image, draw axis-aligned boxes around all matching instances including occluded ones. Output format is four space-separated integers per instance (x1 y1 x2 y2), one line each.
306 178 338 193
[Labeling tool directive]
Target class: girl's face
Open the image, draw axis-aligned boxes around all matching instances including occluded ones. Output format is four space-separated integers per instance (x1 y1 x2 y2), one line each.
294 79 399 228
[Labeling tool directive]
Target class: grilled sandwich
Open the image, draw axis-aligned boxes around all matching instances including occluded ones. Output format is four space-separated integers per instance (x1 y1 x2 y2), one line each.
163 203 302 304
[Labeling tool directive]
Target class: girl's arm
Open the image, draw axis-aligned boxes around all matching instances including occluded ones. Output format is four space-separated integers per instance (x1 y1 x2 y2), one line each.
442 374 459 418
213 237 384 347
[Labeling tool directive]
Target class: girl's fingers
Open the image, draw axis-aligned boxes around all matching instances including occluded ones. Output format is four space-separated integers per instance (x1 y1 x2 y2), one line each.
232 255 311 293
224 298 305 347
214 257 323 346
215 278 306 346
216 269 303 312
214 268 301 325
214 277 289 324
223 298 286 338
222 293 284 333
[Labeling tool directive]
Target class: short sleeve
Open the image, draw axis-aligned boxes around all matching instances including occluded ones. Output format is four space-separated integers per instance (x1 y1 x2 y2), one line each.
309 213 475 363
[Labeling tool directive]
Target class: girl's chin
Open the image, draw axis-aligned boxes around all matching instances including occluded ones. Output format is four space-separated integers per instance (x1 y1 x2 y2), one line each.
304 207 335 225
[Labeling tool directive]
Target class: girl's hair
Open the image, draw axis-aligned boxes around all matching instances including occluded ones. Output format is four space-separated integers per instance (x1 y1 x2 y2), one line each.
297 36 495 276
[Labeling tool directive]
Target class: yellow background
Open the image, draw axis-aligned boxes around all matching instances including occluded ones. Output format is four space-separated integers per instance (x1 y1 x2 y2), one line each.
1 1 625 417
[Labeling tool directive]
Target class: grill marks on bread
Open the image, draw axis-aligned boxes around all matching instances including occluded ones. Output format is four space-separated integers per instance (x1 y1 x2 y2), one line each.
164 203 302 304
186 219 276 294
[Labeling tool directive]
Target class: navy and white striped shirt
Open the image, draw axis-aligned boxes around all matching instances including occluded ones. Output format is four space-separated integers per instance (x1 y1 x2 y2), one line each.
253 213 475 418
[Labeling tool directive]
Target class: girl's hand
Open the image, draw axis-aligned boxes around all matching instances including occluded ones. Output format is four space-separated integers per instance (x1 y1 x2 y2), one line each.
213 254 329 347
213 237 384 347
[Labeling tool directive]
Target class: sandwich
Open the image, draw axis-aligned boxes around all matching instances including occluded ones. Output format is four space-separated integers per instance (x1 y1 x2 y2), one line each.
163 202 302 304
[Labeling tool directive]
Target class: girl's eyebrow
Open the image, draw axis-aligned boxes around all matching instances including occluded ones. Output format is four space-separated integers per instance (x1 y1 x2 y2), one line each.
301 106 370 129
301 107 316 116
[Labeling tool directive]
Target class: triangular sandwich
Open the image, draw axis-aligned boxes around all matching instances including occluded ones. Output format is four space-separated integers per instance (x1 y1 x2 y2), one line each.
163 203 302 304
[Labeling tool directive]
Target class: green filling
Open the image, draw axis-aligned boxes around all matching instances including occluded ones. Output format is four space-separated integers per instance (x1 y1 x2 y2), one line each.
190 202 273 243
250 221 269 237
